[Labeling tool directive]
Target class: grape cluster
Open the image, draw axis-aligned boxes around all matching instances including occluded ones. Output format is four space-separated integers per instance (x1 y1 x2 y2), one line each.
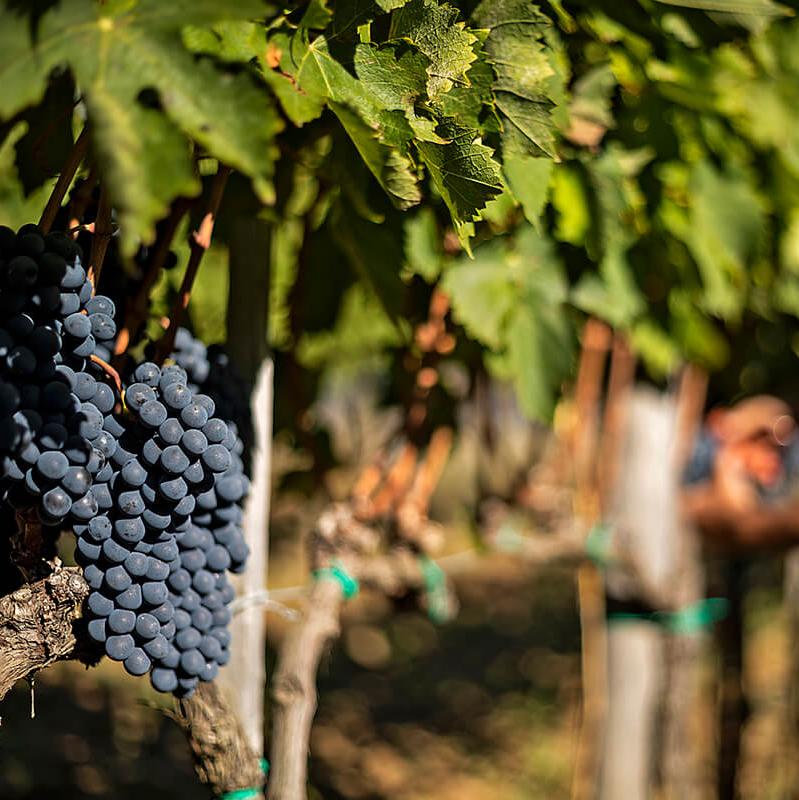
170 328 253 459
0 223 251 697
169 329 250 570
77 361 247 696
0 224 118 525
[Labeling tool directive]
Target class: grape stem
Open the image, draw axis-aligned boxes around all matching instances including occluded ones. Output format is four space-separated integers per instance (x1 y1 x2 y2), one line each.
87 186 113 290
154 166 232 364
114 196 192 360
89 354 123 394
38 128 90 234
67 165 98 231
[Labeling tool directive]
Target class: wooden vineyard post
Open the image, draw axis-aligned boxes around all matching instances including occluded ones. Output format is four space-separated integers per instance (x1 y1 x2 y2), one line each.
718 560 746 800
660 364 709 800
599 384 680 800
218 218 273 763
782 550 799 795
570 319 611 800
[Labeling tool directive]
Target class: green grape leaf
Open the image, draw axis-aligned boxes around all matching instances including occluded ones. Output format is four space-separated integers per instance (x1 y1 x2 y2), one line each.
183 21 264 62
686 161 765 319
436 52 496 129
503 154 554 228
0 0 280 254
390 0 477 99
654 0 790 19
443 240 514 348
446 227 572 419
85 97 200 254
404 208 443 282
353 44 429 114
417 120 503 233
472 0 560 158
13 73 76 194
330 102 422 210
329 197 407 320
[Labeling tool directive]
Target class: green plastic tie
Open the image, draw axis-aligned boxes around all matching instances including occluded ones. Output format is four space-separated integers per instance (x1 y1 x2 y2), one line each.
607 597 728 634
219 759 270 800
313 562 359 599
585 522 613 567
658 597 729 634
419 555 451 624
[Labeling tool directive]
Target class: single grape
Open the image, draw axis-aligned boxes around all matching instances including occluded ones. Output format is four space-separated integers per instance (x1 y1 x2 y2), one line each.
146 558 170 582
176 627 202 650
87 618 108 643
192 570 215 595
64 312 91 339
135 613 160 640
199 636 222 661
116 584 143 611
168 569 192 593
87 592 114 617
143 635 169 660
102 538 130 564
124 552 149 577
205 545 232 572
86 515 112 542
180 403 208 429
160 445 189 475
62 466 91 496
107 609 136 635
116 489 145 516
133 362 161 387
151 668 178 693
151 601 175 624
142 581 168 606
202 444 231 473
120 458 147 487
125 383 156 410
114 517 145 543
105 565 132 592
139 399 167 428
105 634 135 661
180 589 201 612
70 491 98 521
180 429 207 456
83 564 104 590
191 607 213 632
124 648 151 676
180 649 205 677
159 476 187 502
158 418 184 445
86 296 116 317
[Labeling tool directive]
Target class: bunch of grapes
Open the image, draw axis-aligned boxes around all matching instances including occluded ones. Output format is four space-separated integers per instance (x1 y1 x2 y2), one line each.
77 361 247 695
0 223 252 698
0 223 118 526
170 328 253 461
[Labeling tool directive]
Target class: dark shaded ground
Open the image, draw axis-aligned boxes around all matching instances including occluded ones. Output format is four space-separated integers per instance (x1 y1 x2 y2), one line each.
0 555 791 799
0 559 582 800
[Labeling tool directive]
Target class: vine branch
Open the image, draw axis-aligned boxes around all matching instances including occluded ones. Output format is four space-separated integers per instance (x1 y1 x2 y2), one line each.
87 186 113 289
154 166 232 364
39 128 90 234
114 197 192 359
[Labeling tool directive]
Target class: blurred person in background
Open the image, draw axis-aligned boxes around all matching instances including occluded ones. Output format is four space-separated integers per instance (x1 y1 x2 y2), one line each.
683 395 799 550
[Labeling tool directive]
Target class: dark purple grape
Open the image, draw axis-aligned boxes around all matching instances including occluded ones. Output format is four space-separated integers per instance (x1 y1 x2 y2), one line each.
107 609 136 635
124 648 151 676
105 634 135 661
